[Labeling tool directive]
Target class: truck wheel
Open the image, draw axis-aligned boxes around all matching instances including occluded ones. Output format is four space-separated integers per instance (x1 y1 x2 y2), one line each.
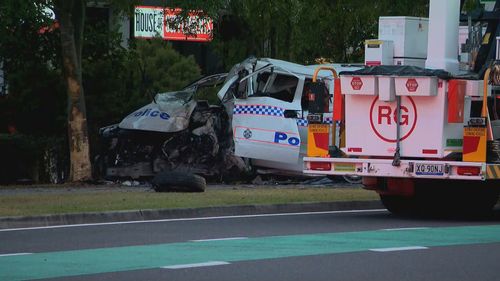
415 179 500 216
342 175 362 184
380 195 417 215
152 172 206 192
455 185 500 215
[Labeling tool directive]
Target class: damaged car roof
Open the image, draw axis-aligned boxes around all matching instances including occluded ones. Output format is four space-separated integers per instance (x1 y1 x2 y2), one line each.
256 58 362 79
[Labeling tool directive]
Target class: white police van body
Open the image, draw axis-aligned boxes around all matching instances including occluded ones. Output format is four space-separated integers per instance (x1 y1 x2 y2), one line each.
220 58 360 173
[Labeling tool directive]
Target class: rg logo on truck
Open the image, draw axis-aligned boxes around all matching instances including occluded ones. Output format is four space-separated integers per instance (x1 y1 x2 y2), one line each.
369 96 418 143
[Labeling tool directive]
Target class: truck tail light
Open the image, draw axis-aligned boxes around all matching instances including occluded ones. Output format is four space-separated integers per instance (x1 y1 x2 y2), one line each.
456 166 481 176
309 162 332 171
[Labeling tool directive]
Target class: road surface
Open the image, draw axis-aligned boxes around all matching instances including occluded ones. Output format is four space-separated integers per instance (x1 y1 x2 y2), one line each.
1 209 500 281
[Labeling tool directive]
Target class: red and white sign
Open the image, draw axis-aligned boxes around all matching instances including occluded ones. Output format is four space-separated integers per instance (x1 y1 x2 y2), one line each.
164 8 213 42
341 75 377 96
395 77 438 96
344 79 463 158
351 77 363 90
369 96 418 143
405 78 418 92
134 6 213 42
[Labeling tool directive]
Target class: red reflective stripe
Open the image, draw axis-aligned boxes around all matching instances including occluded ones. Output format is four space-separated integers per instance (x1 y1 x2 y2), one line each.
348 147 363 153
457 166 481 176
309 162 331 171
365 61 382 66
422 149 438 154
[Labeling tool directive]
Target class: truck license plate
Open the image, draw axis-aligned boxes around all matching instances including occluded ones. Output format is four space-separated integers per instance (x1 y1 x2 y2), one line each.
415 163 444 176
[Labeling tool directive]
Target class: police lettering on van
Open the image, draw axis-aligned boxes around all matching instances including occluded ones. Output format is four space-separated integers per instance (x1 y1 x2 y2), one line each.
128 108 170 120
274 132 300 146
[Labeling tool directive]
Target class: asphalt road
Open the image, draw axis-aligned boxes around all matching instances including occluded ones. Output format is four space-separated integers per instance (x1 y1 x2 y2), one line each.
1 209 500 281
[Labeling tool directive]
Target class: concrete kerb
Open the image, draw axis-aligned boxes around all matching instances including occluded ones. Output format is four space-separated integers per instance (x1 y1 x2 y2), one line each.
0 200 384 229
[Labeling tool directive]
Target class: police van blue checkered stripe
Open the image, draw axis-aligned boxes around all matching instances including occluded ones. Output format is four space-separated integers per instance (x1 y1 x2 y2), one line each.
296 118 333 127
233 105 284 117
297 119 308 126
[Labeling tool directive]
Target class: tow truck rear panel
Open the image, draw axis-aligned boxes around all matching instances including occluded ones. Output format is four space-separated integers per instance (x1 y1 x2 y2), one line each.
303 0 500 214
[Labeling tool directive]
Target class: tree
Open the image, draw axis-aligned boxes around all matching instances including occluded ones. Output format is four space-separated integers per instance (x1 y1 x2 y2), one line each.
176 0 428 66
133 39 201 93
0 1 66 136
54 0 91 182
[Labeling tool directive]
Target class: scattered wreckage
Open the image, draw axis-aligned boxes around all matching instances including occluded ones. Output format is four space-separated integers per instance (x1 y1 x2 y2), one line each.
96 57 362 191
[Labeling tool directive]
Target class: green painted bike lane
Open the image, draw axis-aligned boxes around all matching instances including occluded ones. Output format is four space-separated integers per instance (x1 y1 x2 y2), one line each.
1 224 500 280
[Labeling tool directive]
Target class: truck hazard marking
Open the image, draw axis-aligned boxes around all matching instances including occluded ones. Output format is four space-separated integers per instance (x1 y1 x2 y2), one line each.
369 96 418 143
486 165 500 179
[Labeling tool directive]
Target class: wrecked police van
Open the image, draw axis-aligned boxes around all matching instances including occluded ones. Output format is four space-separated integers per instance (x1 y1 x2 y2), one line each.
96 58 361 186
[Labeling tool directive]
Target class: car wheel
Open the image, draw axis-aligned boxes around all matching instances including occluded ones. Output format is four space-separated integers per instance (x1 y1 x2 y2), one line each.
152 172 206 192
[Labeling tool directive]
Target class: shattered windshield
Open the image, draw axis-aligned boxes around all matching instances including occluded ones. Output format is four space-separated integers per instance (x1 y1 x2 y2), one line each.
183 73 228 91
155 91 194 108
182 73 229 104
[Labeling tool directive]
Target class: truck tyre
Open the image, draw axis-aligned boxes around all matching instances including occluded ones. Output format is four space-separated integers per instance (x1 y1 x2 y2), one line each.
152 172 206 192
414 179 500 216
453 185 499 215
380 195 417 215
342 175 362 184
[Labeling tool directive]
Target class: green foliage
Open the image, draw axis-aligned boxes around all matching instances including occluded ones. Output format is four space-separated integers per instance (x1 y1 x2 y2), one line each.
0 1 203 183
0 1 59 68
83 37 201 132
132 39 201 93
0 134 67 184
196 86 223 105
82 20 145 137
186 0 429 67
83 34 202 155
0 0 66 136
4 67 66 136
0 188 378 217
462 0 481 12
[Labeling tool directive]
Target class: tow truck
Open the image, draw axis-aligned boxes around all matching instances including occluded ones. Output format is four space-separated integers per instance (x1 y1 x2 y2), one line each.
303 0 500 214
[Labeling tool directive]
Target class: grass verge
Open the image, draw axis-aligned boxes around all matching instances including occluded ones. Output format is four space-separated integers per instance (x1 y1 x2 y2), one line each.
0 188 378 217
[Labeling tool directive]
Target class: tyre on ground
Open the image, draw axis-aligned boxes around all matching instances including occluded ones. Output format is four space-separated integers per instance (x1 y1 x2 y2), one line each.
152 172 206 192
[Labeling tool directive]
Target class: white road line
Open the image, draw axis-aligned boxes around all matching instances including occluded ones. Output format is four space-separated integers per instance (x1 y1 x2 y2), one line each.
0 209 387 232
0 253 32 257
161 261 230 269
382 227 429 231
369 246 428 252
191 237 248 242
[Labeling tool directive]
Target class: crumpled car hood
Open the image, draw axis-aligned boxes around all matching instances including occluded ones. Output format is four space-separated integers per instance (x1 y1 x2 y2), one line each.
118 73 228 133
119 91 197 133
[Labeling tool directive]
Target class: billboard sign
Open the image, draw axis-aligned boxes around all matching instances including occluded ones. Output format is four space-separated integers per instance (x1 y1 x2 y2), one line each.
134 6 164 38
134 6 213 42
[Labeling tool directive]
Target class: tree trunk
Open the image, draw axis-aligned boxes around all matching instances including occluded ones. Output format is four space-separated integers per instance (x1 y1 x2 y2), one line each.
55 0 92 182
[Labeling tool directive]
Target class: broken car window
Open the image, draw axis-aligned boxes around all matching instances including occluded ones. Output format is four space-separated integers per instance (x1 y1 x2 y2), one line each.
249 72 298 103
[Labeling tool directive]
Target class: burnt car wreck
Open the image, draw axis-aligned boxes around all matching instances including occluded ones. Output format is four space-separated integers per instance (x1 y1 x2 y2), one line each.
96 58 362 187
